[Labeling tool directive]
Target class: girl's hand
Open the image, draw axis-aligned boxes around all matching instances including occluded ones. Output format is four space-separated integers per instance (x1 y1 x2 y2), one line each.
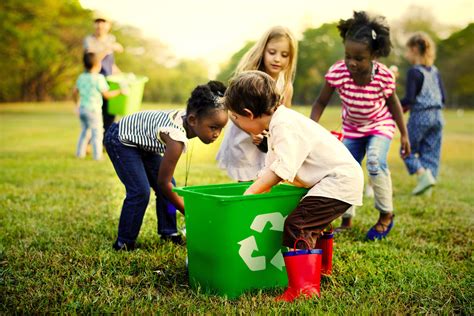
400 134 411 159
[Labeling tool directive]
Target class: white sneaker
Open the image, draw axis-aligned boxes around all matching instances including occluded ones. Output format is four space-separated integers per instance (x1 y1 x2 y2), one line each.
412 169 436 195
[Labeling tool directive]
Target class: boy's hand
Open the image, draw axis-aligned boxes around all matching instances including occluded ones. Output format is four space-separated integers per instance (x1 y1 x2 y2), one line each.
251 133 264 146
251 130 269 145
244 186 270 195
400 134 411 159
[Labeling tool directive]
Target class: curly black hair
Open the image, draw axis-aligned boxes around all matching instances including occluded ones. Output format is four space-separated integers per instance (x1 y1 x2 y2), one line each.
186 81 226 119
337 11 392 57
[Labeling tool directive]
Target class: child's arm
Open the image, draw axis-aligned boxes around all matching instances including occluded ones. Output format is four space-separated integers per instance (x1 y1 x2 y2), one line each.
72 87 80 114
157 132 185 213
386 94 411 159
400 67 422 113
310 82 335 122
102 89 122 100
244 169 282 195
98 74 124 99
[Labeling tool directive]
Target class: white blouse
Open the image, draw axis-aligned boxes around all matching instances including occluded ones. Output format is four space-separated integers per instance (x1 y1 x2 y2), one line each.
216 74 286 181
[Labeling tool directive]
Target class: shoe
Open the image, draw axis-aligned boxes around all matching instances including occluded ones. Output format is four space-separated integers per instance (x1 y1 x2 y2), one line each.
276 248 322 302
112 239 136 251
412 169 436 195
161 235 185 246
334 217 352 234
366 215 395 241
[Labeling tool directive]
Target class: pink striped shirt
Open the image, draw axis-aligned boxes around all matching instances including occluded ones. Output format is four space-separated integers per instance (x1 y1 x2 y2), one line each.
325 60 396 139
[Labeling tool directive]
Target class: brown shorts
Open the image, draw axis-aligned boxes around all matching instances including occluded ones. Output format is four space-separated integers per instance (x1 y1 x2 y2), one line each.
282 196 351 248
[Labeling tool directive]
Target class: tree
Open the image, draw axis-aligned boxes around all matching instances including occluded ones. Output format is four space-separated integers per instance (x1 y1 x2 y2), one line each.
437 23 474 107
216 41 255 84
293 23 344 105
0 0 90 102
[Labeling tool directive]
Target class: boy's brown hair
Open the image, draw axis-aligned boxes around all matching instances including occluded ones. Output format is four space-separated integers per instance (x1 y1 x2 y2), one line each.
223 71 280 117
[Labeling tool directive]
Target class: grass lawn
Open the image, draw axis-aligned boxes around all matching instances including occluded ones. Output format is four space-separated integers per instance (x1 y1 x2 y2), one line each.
1 102 473 313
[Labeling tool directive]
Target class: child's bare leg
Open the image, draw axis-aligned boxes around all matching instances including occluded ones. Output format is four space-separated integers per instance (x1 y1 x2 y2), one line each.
335 206 354 232
374 212 394 233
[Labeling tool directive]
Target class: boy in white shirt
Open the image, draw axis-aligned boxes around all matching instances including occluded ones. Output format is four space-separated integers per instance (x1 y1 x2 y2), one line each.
225 70 363 247
224 70 364 300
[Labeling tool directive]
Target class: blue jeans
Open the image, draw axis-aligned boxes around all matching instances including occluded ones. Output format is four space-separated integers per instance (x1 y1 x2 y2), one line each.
104 123 178 243
76 109 103 160
342 135 393 218
404 109 443 178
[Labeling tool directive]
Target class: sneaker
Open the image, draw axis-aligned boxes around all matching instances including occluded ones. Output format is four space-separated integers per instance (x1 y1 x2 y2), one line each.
161 235 185 246
366 215 395 241
412 169 436 195
112 239 136 251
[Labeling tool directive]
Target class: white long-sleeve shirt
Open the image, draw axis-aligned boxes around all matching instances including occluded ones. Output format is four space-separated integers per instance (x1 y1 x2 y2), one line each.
263 106 364 206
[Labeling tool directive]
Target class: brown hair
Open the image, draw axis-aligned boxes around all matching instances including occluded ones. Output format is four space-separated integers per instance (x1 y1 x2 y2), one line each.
406 32 436 66
83 52 100 71
223 71 279 117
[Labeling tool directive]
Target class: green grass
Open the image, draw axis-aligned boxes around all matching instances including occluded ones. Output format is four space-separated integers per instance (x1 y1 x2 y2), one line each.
1 102 473 313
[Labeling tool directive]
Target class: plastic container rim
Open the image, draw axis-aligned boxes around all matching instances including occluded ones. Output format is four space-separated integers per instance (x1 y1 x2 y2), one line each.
173 182 307 202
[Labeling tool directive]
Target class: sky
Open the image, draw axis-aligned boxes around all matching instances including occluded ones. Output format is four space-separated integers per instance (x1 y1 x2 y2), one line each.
80 0 473 74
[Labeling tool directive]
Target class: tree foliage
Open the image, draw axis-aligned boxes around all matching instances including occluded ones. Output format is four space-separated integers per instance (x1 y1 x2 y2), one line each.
0 0 209 104
437 23 474 107
0 0 90 101
0 1 472 107
293 23 344 105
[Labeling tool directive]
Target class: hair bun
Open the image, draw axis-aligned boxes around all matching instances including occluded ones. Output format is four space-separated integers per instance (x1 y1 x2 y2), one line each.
207 80 227 96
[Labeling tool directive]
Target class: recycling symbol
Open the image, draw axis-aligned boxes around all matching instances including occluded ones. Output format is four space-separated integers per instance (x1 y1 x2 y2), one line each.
237 212 286 271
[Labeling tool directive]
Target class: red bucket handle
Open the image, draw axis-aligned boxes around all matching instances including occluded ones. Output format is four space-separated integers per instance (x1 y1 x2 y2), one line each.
293 238 312 251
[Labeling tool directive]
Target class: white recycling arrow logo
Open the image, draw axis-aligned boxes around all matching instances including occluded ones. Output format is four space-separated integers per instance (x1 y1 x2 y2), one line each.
237 212 286 271
237 236 266 271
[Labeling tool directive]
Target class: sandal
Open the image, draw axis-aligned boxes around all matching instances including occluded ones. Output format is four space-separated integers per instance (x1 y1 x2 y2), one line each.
366 215 395 241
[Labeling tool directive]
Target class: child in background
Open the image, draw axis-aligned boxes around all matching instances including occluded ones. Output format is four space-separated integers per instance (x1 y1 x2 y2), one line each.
401 32 446 195
310 11 411 240
104 81 228 251
73 52 123 160
224 70 363 300
216 26 298 181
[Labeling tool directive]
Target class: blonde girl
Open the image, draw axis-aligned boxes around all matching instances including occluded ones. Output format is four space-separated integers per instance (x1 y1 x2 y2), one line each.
401 32 446 195
216 26 298 181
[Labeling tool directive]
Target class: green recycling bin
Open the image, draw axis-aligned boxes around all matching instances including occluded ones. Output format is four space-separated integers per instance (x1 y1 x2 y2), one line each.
107 74 148 116
174 182 308 298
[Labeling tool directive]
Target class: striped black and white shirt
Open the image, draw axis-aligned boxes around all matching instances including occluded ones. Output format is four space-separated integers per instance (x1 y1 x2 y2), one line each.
118 110 188 153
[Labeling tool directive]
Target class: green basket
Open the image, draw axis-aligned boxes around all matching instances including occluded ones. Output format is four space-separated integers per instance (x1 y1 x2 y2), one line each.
106 74 148 116
174 182 308 298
